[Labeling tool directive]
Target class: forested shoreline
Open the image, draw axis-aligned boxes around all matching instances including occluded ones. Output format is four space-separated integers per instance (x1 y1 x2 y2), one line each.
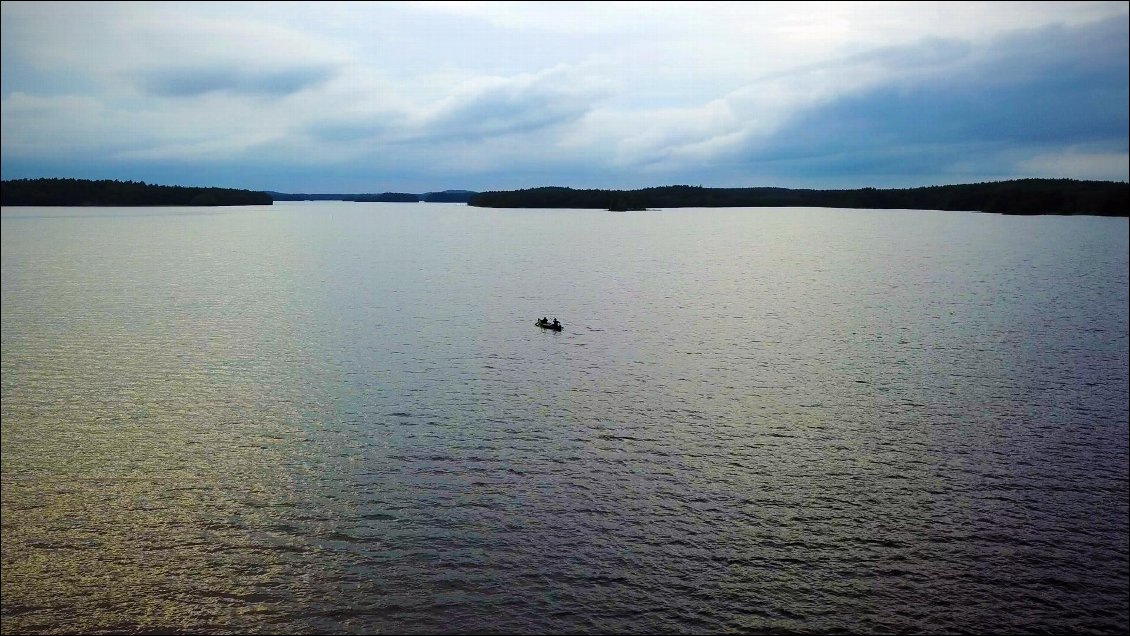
469 179 1129 216
0 178 272 206
3 177 1126 216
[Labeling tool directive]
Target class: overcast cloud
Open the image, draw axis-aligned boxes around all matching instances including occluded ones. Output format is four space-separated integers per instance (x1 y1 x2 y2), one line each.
2 1 1126 193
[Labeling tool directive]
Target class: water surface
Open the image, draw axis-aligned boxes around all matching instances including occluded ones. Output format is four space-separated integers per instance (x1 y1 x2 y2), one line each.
2 202 1127 633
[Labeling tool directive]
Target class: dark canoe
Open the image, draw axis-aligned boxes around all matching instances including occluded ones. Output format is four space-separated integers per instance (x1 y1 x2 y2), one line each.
535 320 563 331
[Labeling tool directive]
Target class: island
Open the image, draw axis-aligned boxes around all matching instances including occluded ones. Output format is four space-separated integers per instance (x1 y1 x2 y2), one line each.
1 178 272 206
468 179 1129 217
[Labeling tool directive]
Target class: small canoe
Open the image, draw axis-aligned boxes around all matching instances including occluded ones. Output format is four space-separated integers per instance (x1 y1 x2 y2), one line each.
535 320 563 331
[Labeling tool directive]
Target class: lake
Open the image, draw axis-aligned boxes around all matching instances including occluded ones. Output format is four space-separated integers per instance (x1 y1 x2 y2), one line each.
2 201 1127 634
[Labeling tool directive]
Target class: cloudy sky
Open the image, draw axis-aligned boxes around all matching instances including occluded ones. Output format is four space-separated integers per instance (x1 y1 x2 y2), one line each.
2 1 1127 193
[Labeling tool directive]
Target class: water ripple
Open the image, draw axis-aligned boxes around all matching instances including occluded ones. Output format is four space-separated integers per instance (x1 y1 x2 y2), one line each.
3 204 1128 634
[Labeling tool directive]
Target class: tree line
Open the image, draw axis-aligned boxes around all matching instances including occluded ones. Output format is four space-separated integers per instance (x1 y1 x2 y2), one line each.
1 178 273 206
468 179 1129 216
5 178 1124 215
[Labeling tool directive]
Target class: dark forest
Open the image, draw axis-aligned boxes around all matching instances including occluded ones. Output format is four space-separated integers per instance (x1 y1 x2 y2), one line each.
0 179 272 206
469 179 1129 216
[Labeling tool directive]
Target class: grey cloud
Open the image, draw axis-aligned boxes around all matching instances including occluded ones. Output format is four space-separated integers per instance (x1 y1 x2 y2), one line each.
304 119 397 143
418 74 604 142
136 65 335 98
856 37 974 71
740 15 1128 183
300 69 604 148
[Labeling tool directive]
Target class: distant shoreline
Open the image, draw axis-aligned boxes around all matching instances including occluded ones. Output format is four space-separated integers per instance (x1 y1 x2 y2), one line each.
3 177 1127 216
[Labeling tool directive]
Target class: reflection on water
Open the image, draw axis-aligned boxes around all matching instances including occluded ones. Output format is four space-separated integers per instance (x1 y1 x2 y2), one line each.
2 205 349 632
2 203 1127 633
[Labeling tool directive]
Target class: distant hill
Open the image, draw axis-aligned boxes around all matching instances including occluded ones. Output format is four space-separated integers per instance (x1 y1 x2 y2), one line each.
348 192 420 202
266 192 351 201
267 190 478 203
1 178 272 206
468 179 1129 216
422 190 477 203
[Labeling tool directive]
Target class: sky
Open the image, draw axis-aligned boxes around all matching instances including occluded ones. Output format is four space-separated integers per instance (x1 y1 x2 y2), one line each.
1 1 1127 193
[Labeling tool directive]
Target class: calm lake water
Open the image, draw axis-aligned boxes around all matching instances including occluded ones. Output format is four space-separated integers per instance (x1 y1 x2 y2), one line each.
2 201 1127 634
